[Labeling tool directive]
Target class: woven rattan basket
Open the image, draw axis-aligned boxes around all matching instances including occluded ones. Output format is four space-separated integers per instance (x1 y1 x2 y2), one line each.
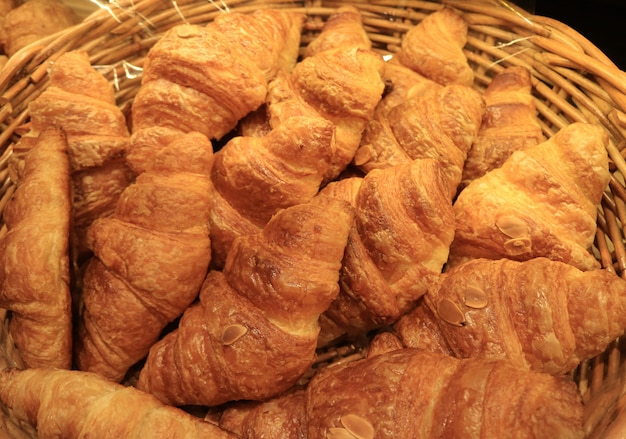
1 0 626 437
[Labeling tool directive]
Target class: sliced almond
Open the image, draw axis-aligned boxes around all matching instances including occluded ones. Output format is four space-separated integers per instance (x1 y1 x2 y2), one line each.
496 215 529 238
340 414 375 439
503 237 532 255
437 298 466 326
221 324 247 345
176 24 200 39
464 285 488 309
353 144 374 166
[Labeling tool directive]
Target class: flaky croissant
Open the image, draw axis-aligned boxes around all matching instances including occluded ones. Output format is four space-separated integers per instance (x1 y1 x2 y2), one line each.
449 121 610 270
0 368 236 438
461 65 545 188
354 83 484 198
1 0 79 57
352 60 441 172
321 159 455 341
219 388 307 439
219 348 584 439
0 127 72 370
303 6 372 57
75 131 214 382
11 50 133 259
395 6 474 86
208 115 335 268
266 7 385 182
127 9 304 174
394 257 626 375
136 194 354 407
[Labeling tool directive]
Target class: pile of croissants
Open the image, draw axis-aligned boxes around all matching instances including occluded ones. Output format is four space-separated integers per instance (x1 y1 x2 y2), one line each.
0 4 623 438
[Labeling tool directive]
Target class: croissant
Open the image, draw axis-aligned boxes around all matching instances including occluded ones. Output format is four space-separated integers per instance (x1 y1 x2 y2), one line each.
11 50 133 259
352 60 441 172
75 131 214 382
127 9 305 174
303 6 372 57
353 83 484 198
449 121 611 270
461 65 545 188
266 7 385 181
219 388 307 439
136 194 354 407
394 257 626 375
321 159 455 341
219 348 584 439
368 59 441 120
395 6 474 86
1 0 79 57
0 368 236 438
208 115 335 268
0 127 72 370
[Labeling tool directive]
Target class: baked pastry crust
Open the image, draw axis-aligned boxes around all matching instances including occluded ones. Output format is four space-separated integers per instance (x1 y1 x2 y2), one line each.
0 127 72 369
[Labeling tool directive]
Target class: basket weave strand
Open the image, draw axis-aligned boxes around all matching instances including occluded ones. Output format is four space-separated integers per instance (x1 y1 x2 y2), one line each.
0 0 625 437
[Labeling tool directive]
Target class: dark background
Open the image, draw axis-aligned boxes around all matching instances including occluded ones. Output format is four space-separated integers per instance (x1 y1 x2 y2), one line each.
530 0 626 71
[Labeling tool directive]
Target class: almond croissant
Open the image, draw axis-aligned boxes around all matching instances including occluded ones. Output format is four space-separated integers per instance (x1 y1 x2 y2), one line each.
0 127 72 370
11 50 133 259
137 194 354 407
127 9 304 174
461 65 545 188
208 115 335 268
219 348 585 439
395 257 626 375
75 131 214 382
0 368 236 438
321 159 455 341
449 121 610 270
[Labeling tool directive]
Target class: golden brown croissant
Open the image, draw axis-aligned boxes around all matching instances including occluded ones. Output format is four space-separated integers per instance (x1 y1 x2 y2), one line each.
321 159 455 341
1 0 79 57
394 257 626 375
396 6 474 86
0 127 72 370
461 65 545 188
369 59 441 120
266 7 385 182
12 50 133 260
219 348 584 439
449 121 610 270
136 194 354 407
307 348 584 439
219 388 307 439
304 6 371 57
208 115 335 268
353 83 484 198
0 368 237 438
352 60 441 172
75 131 214 382
127 9 305 174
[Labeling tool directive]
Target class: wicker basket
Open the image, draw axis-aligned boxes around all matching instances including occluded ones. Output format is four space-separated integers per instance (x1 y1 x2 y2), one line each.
1 0 626 437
